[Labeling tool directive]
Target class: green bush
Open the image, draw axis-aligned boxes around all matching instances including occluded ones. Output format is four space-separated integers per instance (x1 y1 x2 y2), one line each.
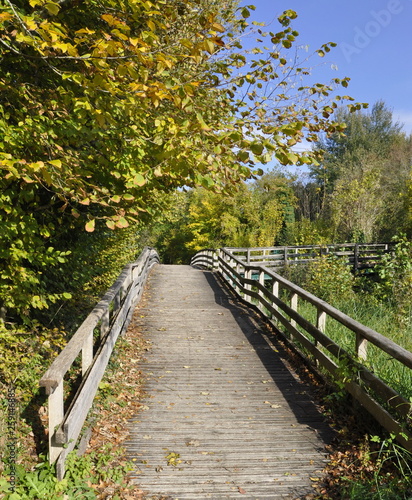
374 235 412 326
0 447 132 499
306 254 356 304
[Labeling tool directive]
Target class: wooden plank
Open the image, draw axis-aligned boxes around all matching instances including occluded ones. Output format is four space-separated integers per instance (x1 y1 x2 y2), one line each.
48 380 64 464
126 265 334 499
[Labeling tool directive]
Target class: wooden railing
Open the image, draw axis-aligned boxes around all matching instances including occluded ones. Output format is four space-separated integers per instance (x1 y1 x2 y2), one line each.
226 243 390 272
39 247 159 479
191 247 412 451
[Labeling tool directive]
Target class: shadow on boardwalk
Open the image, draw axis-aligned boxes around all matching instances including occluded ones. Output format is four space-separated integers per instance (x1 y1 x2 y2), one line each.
126 265 335 500
202 269 335 444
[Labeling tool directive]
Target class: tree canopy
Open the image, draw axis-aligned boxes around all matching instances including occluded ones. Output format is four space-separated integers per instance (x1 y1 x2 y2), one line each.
0 0 362 319
308 101 412 241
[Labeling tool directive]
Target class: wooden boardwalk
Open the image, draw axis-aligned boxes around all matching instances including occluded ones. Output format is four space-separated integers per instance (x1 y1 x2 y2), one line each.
126 265 334 499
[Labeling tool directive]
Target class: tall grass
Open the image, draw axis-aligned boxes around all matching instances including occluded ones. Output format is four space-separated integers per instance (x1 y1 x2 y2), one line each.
273 258 412 401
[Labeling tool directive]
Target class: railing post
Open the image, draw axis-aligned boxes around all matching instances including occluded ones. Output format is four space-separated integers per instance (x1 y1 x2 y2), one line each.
100 310 110 338
213 250 219 271
247 248 251 265
356 333 368 361
233 259 240 294
353 243 359 272
48 380 64 464
258 269 265 311
284 247 288 266
244 268 252 303
315 309 327 366
113 293 121 315
272 279 279 313
317 309 326 333
290 292 298 328
82 332 94 376
230 256 236 288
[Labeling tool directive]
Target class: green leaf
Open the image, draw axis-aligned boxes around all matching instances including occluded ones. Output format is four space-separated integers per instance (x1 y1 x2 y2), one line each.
133 174 146 187
250 143 264 155
116 217 129 228
44 2 60 15
237 150 250 162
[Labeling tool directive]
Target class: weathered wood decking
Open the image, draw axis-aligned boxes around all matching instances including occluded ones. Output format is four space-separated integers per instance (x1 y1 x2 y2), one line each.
126 265 335 499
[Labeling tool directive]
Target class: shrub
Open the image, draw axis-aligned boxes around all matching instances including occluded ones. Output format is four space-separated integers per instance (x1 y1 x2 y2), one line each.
306 254 356 304
374 235 412 326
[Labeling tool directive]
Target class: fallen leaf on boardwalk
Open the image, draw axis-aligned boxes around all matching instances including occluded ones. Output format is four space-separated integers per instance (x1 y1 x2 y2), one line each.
271 404 282 409
238 487 246 494
143 435 152 440
200 392 210 395
186 439 200 447
183 366 191 369
165 451 182 466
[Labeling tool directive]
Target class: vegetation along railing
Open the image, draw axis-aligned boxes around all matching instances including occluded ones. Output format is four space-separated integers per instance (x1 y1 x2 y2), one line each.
39 247 159 479
226 243 390 272
191 247 412 451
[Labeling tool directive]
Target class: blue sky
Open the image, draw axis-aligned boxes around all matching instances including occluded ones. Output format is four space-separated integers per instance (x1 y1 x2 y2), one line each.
239 0 412 134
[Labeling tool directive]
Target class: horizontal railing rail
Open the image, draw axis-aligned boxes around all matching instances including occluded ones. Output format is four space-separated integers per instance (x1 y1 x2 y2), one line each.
191 247 412 451
39 247 159 479
224 243 390 272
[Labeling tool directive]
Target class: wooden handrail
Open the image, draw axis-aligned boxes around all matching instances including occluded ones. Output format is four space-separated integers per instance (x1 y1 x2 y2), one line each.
191 246 412 451
222 243 390 270
39 247 159 479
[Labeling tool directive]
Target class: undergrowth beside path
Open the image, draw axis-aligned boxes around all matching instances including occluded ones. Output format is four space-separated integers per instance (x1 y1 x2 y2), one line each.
2 269 412 499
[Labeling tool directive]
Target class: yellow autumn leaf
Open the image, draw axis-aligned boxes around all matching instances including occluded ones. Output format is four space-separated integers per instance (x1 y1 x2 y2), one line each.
211 22 225 33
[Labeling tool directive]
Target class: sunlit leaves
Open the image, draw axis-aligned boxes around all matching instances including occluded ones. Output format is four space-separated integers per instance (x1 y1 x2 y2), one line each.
85 219 96 232
0 0 364 319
